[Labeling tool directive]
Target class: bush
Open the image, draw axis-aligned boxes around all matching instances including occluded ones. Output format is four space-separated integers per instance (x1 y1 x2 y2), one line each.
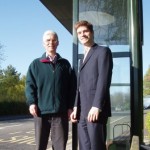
145 111 150 138
0 101 29 116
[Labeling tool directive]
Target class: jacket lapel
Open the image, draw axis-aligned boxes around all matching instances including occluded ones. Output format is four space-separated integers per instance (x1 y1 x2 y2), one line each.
80 44 97 71
80 49 93 71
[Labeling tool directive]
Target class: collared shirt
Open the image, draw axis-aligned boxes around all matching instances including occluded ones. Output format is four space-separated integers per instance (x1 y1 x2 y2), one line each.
83 48 90 63
46 53 57 64
83 43 96 63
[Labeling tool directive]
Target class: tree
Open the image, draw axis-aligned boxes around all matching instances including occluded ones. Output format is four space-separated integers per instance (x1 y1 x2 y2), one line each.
143 66 150 96
145 112 150 138
0 65 22 102
0 65 27 115
111 90 130 111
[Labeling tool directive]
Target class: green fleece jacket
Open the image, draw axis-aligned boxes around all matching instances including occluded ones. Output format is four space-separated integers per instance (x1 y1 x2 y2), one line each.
25 53 76 115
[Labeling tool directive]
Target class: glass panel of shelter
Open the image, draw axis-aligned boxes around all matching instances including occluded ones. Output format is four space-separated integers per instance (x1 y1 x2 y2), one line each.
77 0 131 147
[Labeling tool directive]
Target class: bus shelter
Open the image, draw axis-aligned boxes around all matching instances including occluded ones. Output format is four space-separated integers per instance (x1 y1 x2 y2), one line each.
40 0 143 149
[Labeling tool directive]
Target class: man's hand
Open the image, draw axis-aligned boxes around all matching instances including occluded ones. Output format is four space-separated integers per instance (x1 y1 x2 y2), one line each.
87 107 100 122
70 107 78 123
29 104 38 117
68 109 73 120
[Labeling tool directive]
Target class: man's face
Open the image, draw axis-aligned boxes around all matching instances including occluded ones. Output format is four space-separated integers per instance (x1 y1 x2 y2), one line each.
43 34 59 54
76 26 94 46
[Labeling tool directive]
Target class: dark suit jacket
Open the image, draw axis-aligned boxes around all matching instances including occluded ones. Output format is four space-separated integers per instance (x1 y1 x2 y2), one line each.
74 43 113 122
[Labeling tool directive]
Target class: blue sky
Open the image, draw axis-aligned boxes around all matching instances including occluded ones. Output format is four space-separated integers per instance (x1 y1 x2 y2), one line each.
142 0 150 75
0 0 150 77
0 1 72 76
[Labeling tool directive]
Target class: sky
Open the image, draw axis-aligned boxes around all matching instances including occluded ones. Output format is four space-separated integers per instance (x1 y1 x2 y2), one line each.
0 0 150 77
0 1 73 76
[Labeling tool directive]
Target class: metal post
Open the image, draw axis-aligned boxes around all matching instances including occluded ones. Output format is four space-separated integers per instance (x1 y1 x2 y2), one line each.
72 0 79 150
129 0 143 143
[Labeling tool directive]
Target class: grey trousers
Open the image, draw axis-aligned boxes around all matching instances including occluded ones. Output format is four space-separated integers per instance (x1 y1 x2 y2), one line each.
34 114 68 150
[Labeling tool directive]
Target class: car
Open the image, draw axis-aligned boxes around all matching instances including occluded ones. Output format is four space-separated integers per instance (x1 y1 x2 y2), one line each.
143 96 150 109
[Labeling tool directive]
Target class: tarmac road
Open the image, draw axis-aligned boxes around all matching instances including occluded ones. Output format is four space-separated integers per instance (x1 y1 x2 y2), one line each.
1 111 145 150
0 116 72 150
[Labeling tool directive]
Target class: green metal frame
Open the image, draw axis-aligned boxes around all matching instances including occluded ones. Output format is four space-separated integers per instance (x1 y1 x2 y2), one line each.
72 0 79 150
129 0 143 143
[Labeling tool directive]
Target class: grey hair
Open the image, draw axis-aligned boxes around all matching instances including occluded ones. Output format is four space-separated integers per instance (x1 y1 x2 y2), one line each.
43 30 58 41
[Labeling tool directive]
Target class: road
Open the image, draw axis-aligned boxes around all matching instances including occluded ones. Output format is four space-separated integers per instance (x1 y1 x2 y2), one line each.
0 114 130 150
0 117 72 150
0 114 131 150
1 111 148 150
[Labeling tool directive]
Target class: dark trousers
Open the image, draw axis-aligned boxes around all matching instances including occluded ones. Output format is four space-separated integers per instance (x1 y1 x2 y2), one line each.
78 116 107 150
34 114 68 150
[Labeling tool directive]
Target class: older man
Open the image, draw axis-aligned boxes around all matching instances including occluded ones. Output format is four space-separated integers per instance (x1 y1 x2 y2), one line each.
25 30 76 150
